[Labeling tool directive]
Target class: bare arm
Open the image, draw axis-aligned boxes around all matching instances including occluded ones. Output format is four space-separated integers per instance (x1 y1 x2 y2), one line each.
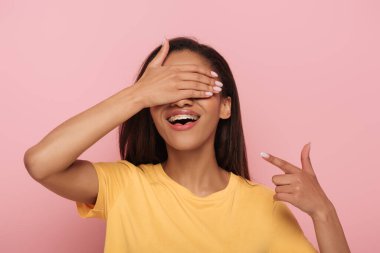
23 85 143 204
312 202 351 253
24 38 220 205
24 85 143 181
260 143 351 252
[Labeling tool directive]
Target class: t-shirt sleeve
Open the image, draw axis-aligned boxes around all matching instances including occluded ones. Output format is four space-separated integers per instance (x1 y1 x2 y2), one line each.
75 160 134 220
269 200 318 253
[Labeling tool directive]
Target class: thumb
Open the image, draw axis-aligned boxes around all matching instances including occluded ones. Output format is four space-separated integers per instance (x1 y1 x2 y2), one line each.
301 142 315 175
148 37 170 68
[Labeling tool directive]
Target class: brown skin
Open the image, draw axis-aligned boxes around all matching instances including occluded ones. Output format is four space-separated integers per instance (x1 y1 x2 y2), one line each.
150 47 350 252
150 50 232 197
262 143 351 253
24 36 349 252
22 39 220 205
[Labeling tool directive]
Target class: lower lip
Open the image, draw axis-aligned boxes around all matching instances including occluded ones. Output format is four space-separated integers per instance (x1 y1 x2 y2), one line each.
167 119 199 131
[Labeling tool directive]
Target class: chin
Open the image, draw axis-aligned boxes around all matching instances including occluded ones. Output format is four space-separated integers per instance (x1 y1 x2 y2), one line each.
164 135 208 151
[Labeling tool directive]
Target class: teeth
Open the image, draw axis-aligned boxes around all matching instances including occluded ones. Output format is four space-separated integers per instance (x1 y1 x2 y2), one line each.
168 114 200 123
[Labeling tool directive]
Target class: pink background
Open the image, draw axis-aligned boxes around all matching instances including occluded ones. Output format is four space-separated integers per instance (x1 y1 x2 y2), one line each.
1 0 379 252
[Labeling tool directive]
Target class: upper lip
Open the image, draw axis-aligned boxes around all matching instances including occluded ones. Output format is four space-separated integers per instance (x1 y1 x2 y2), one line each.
165 109 201 120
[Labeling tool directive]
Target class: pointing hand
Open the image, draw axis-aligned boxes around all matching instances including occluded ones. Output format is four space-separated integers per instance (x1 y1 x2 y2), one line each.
260 143 333 220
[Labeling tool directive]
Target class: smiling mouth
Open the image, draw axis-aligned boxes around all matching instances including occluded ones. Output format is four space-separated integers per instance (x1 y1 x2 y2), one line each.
166 115 201 125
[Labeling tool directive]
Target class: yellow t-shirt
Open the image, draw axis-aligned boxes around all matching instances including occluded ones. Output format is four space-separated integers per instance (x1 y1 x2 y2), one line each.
76 160 318 253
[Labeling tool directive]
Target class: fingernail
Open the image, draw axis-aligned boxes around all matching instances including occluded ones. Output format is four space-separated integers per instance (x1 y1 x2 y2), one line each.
205 91 213 96
260 152 270 158
211 71 218 77
213 86 222 92
215 80 223 87
162 37 166 46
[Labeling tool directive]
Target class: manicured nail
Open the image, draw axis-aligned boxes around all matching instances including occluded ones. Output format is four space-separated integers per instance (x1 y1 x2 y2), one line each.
260 152 270 158
213 86 222 92
162 37 166 46
205 91 213 96
211 71 218 77
215 80 223 87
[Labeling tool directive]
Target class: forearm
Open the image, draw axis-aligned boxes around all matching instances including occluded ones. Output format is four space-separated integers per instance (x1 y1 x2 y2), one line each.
24 85 143 180
312 202 351 253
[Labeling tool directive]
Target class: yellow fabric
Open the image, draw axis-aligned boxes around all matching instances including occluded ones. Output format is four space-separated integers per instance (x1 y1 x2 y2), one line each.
76 160 318 253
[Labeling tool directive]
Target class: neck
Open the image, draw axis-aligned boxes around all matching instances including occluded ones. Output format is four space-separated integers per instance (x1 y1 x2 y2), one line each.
162 139 229 197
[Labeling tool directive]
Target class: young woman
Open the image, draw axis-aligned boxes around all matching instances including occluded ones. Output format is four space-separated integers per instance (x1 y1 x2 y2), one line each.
24 37 350 253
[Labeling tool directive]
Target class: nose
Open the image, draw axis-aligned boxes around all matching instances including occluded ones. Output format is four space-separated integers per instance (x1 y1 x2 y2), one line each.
170 98 194 107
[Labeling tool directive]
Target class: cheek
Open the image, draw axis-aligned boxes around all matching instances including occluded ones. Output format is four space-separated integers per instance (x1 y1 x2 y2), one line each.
200 99 221 118
149 108 168 135
149 106 162 122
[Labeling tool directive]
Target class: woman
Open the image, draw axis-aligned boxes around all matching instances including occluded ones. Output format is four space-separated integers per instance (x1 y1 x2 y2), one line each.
24 37 350 252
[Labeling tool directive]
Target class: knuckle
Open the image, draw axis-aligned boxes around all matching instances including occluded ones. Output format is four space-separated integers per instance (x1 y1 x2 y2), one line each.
168 65 177 71
169 71 177 79
278 160 286 167
174 72 181 79
193 82 200 89
175 70 183 78
272 157 281 165
287 165 295 172
174 82 181 89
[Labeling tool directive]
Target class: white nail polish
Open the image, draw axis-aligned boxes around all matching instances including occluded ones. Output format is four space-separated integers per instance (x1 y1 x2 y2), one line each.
211 71 218 77
213 86 222 92
260 152 270 158
215 80 223 87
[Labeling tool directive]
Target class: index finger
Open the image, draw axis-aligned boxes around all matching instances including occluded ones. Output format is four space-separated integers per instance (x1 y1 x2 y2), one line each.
170 64 219 79
260 152 301 174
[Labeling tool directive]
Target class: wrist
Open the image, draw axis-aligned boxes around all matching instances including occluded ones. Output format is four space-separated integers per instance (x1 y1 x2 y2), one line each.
311 200 336 223
106 85 145 124
120 84 146 110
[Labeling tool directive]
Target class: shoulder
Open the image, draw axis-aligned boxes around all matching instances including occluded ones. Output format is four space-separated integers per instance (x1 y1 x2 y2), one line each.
233 175 277 210
92 160 156 178
236 176 275 199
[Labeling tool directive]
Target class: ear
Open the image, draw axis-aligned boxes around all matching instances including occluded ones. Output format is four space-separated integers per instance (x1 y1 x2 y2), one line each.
219 96 231 119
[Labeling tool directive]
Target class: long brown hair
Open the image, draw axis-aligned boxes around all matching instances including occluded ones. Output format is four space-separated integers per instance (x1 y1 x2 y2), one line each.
119 36 250 180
